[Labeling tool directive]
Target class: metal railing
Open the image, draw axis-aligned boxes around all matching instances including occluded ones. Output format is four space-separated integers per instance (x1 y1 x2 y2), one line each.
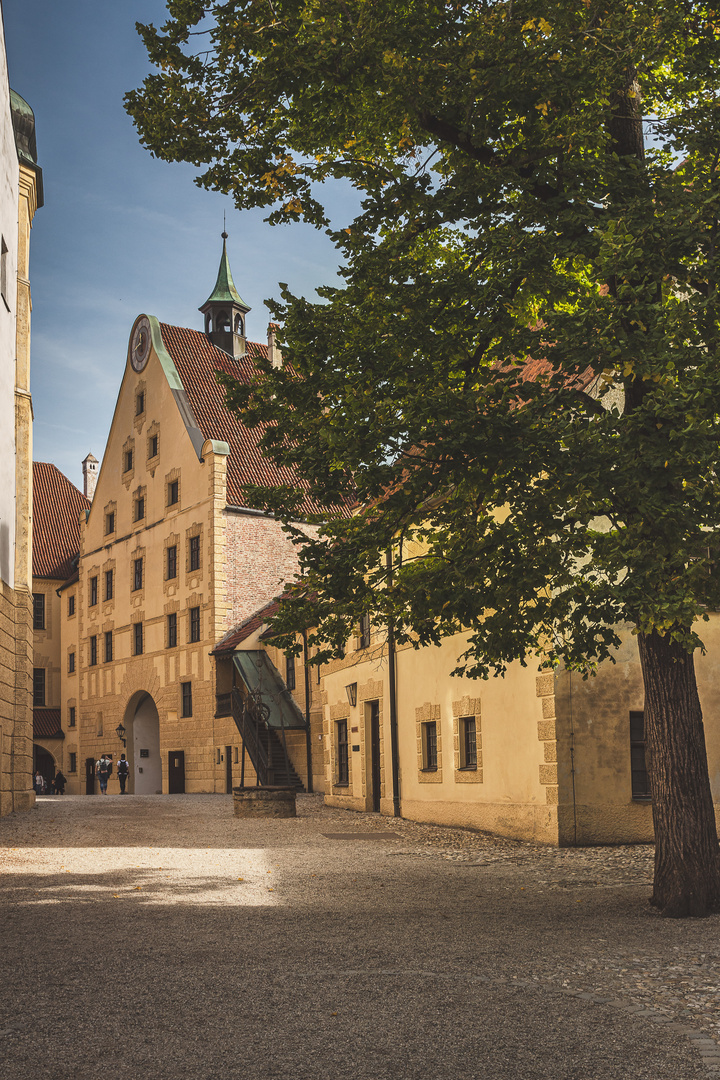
230 686 298 788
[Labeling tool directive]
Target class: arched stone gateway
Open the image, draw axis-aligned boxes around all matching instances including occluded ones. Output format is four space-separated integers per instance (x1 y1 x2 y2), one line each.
121 691 162 795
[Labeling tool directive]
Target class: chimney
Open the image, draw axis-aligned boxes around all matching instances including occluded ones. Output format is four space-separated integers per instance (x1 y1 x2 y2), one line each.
82 452 99 501
267 323 283 369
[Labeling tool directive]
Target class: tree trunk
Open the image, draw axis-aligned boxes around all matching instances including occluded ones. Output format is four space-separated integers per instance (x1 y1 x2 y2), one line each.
637 629 720 917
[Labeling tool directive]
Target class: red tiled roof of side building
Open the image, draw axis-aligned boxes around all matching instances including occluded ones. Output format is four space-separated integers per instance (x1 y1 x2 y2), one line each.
159 324 352 519
213 598 282 654
33 709 63 738
32 463 90 579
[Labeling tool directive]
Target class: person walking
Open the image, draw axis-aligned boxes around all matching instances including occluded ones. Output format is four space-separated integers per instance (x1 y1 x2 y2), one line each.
117 754 129 794
34 770 44 795
96 755 111 794
53 770 67 795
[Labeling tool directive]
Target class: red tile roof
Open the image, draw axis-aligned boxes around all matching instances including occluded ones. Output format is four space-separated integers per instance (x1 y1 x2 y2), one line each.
213 598 281 654
33 463 90 579
33 709 63 738
159 325 349 518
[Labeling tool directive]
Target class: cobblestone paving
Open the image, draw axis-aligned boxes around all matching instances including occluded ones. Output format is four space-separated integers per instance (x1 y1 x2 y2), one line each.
0 793 718 1079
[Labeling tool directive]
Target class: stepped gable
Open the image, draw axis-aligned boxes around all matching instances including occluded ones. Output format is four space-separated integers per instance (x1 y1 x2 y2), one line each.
159 323 348 519
32 463 90 579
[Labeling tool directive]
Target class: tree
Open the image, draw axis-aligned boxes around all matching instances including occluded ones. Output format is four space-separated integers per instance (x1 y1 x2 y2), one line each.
127 0 720 916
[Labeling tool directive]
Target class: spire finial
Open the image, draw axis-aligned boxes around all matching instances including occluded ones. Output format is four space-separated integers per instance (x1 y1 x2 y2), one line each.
222 211 228 241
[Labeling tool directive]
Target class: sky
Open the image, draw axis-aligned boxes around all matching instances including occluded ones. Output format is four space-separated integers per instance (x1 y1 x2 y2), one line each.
4 0 353 490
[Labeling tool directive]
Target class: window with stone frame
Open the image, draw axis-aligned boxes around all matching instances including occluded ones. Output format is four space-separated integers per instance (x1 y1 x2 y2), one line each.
167 545 177 580
90 635 97 666
68 594 75 617
358 612 371 649
133 558 143 591
459 716 478 770
33 668 45 706
105 569 113 601
336 719 349 785
189 606 201 643
422 721 438 771
89 576 98 606
33 593 45 630
134 622 143 656
105 511 115 535
68 652 75 674
181 681 192 717
167 612 177 648
105 631 113 663
168 479 179 506
135 495 145 522
286 652 296 691
149 433 159 459
189 534 200 572
69 706 76 728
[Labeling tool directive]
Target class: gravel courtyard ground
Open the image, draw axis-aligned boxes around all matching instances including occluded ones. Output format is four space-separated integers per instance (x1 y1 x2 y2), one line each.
1 793 719 1079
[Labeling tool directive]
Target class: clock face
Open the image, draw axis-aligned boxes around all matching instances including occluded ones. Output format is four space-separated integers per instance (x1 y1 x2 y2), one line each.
130 317 151 372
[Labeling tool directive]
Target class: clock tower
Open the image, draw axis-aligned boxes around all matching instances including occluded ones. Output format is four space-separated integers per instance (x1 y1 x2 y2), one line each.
199 233 251 360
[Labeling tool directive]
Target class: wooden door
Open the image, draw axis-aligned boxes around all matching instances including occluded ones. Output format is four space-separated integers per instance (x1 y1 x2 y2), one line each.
369 701 381 813
168 751 185 794
85 757 95 795
225 746 233 794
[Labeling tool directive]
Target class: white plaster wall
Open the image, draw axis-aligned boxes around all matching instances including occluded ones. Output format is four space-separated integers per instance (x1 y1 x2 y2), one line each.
0 20 18 587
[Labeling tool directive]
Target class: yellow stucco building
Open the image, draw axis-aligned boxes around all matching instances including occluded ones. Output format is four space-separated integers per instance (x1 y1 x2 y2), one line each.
0 53 43 815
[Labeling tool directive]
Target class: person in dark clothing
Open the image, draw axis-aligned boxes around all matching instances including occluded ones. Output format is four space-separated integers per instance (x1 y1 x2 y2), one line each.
117 754 129 794
53 770 67 795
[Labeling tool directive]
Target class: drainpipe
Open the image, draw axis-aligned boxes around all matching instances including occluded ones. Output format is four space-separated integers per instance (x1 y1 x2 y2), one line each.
302 629 313 793
386 548 401 818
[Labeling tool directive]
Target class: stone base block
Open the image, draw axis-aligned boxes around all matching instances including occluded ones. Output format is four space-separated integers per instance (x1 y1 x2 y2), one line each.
233 786 297 818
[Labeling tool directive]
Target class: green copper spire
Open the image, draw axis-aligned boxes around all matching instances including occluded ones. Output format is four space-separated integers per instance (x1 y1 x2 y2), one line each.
201 232 250 312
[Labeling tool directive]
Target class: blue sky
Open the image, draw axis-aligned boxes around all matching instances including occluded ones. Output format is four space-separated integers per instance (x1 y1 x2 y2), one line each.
4 0 351 490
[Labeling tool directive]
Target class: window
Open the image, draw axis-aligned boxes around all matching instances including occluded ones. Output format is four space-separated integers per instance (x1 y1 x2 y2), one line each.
630 711 651 799
336 719 349 784
105 511 115 535
68 652 75 674
189 606 201 643
105 569 113 601
136 390 145 416
359 613 371 649
33 668 45 707
0 236 8 309
167 612 177 648
285 653 296 691
33 593 45 631
134 622 143 656
459 717 477 769
69 706 76 728
69 752 77 774
104 631 113 663
89 576 98 606
135 496 145 522
181 682 192 717
133 558 143 591
68 594 75 617
124 449 133 472
167 545 177 579
422 721 438 771
149 434 158 458
189 535 200 572
168 479 179 506
90 635 97 666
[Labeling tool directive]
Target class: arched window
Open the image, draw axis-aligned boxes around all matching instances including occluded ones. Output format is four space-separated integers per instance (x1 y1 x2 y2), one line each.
204 312 211 334
216 310 231 333
234 313 244 335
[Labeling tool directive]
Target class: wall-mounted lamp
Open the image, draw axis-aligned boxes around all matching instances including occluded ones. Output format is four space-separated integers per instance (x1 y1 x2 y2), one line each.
115 722 127 747
345 683 358 708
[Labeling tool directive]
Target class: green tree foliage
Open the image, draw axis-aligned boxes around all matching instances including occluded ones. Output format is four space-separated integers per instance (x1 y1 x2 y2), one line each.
128 1 720 915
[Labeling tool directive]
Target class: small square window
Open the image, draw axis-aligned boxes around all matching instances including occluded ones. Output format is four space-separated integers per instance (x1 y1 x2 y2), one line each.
69 706 76 728
105 512 115 535
136 391 145 416
69 752 77 774
168 480 179 506
134 622 143 656
167 545 177 580
68 652 75 674
124 450 133 473
105 569 113 601
68 594 75 617
189 535 200 572
104 630 113 663
133 558 143 591
167 612 177 648
89 576 98 607
189 606 201 643
135 496 145 522
181 681 192 717
90 635 97 666
149 434 158 458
